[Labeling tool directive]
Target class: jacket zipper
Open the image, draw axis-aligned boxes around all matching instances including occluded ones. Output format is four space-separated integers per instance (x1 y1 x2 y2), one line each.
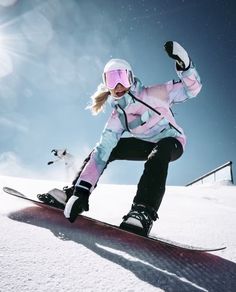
117 105 131 132
128 92 182 135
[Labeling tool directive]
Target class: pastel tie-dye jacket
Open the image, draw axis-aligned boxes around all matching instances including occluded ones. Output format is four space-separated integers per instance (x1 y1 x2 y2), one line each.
77 62 202 191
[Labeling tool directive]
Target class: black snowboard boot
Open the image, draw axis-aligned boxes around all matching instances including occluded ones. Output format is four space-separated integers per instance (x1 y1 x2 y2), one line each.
120 203 158 236
37 186 74 209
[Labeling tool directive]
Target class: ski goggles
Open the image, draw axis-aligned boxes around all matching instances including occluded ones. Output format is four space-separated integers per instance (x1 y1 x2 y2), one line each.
103 69 132 89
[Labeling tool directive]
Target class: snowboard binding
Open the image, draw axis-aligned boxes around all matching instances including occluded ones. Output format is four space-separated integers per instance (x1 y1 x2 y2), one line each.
120 203 158 237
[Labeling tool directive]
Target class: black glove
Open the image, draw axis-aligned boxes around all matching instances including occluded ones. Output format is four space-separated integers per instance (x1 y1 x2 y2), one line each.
164 41 190 71
64 186 90 223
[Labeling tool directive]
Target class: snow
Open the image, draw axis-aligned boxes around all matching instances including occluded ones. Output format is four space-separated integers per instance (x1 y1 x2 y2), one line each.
0 175 236 291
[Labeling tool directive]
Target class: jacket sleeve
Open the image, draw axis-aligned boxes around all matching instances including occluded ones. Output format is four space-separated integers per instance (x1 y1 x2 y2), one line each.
76 110 124 191
167 61 202 104
146 61 202 105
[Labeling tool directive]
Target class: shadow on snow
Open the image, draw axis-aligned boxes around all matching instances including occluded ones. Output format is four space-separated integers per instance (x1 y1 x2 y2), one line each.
8 206 236 292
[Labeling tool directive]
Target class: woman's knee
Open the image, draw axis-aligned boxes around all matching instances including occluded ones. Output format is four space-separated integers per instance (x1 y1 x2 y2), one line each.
149 137 183 162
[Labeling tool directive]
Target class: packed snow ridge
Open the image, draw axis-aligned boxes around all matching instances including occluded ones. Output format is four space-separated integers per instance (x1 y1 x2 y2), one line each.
0 175 235 292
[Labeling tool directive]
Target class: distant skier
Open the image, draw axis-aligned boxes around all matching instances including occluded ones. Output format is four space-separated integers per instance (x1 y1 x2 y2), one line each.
47 149 74 167
47 149 77 179
38 41 202 236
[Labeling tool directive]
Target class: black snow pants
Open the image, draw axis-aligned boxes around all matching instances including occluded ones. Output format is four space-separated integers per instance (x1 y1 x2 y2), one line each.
73 137 183 212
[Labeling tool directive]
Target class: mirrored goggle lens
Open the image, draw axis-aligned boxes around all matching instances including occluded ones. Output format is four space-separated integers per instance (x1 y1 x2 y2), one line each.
104 69 131 89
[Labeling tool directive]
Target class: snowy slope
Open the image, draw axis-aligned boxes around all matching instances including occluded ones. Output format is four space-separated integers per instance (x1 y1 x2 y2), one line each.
0 175 236 292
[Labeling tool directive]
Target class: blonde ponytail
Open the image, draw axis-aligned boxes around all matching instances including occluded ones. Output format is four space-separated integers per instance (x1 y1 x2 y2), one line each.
87 83 110 115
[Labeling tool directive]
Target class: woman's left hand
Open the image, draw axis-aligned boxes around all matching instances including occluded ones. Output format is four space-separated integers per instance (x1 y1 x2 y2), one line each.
164 41 190 71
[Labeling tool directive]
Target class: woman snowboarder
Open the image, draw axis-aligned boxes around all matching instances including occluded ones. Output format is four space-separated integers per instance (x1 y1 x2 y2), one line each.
39 41 202 236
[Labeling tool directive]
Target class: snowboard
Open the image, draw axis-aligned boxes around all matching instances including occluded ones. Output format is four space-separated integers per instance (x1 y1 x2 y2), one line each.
3 186 226 252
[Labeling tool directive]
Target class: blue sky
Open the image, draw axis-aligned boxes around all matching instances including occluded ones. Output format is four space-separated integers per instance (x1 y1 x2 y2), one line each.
0 0 235 185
